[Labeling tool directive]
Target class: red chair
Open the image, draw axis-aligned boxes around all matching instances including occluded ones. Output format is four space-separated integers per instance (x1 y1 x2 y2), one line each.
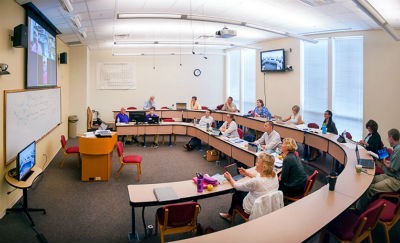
155 202 200 243
161 118 176 145
375 194 400 243
237 128 244 139
285 170 318 202
116 141 142 180
308 123 320 129
127 106 137 110
201 106 208 110
216 104 223 110
160 106 170 110
319 200 386 243
60 135 80 168
345 132 352 140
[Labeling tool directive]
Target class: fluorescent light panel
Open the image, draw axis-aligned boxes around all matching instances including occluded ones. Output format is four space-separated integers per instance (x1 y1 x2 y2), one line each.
112 52 226 56
59 0 73 13
71 15 82 28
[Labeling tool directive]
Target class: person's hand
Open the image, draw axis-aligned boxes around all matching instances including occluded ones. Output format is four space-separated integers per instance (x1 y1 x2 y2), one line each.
254 113 260 117
224 171 233 180
278 174 282 181
260 145 266 150
238 167 247 176
383 159 390 168
220 126 226 132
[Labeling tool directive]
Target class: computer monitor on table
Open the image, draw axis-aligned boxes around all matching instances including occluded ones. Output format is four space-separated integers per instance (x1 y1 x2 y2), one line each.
16 141 36 181
129 111 146 124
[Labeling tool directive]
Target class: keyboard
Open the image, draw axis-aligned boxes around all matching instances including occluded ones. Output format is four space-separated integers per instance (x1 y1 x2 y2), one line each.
95 130 112 137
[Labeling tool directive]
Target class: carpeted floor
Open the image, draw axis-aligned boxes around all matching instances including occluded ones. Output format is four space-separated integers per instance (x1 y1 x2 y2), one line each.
0 136 398 243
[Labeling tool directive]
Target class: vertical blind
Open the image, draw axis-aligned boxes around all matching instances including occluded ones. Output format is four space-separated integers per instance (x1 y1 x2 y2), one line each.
302 36 363 140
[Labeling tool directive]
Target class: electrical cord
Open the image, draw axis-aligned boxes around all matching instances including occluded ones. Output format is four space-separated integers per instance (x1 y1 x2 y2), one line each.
263 72 267 104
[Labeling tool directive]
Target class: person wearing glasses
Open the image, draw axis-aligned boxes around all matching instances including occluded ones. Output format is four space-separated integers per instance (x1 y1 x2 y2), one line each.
220 114 239 138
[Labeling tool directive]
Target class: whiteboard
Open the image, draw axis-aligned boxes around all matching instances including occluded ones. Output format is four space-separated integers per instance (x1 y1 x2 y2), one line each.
4 88 61 164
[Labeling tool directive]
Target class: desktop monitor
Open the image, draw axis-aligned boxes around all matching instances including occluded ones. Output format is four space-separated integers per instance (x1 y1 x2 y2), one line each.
16 141 36 181
129 111 146 123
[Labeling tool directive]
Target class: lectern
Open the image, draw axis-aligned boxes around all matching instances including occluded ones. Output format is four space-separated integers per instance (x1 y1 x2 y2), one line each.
79 133 117 181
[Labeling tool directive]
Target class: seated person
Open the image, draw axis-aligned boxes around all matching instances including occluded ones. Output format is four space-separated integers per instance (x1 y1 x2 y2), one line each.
359 119 383 154
279 138 308 197
309 110 338 161
220 114 239 138
253 121 281 154
115 107 129 124
355 128 400 212
145 107 159 148
184 109 214 151
143 95 156 110
219 152 279 221
189 96 201 110
221 96 238 112
250 99 272 119
282 105 304 125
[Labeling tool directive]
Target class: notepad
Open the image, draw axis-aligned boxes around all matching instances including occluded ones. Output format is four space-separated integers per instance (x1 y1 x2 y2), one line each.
153 187 179 202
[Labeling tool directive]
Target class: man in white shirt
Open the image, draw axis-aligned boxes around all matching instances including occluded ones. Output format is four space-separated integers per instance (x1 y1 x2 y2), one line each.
143 95 156 110
254 121 281 153
184 110 214 151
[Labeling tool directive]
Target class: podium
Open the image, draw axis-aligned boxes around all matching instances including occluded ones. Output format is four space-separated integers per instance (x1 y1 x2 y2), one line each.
79 133 117 181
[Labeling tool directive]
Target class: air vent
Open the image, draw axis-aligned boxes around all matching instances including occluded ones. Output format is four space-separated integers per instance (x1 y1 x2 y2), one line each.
114 34 130 39
299 0 335 7
66 41 82 45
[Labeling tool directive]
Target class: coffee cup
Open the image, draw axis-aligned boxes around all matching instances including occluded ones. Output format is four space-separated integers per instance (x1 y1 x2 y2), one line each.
355 164 362 173
327 172 338 191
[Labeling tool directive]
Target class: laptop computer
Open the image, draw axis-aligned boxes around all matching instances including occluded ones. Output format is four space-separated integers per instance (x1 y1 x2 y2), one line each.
176 102 187 110
248 143 258 153
210 128 221 136
224 163 244 181
147 116 159 124
274 115 283 123
355 145 375 169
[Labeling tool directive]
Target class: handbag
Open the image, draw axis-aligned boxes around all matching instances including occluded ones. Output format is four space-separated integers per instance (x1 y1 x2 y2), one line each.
206 149 220 162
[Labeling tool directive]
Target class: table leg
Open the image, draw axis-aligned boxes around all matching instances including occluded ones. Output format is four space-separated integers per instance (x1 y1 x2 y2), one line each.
143 135 147 147
142 206 147 238
128 205 139 241
169 134 172 147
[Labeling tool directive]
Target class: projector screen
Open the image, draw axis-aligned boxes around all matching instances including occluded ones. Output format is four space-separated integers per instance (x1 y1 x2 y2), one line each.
26 16 57 88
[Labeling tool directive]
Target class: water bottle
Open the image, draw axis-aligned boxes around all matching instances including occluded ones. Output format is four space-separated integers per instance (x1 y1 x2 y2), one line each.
206 122 210 131
322 123 327 134
197 176 203 193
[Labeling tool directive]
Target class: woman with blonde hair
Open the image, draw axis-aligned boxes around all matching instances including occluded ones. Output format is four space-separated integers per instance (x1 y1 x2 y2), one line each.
279 138 307 197
219 152 279 221
282 105 304 124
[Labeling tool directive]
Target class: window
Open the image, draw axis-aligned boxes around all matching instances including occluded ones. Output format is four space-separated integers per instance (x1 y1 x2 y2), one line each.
226 48 256 113
302 36 363 140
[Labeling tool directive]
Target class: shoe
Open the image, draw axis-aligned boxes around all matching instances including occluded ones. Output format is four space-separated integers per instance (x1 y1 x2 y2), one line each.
184 144 189 150
152 143 159 149
219 212 232 221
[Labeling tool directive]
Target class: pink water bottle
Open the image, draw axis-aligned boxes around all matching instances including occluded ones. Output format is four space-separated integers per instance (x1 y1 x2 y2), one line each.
196 173 203 193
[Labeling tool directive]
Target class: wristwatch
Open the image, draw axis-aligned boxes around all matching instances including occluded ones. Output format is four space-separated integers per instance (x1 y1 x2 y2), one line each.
193 69 201 77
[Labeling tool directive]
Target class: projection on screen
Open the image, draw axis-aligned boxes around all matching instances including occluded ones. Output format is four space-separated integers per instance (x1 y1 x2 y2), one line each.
27 16 57 88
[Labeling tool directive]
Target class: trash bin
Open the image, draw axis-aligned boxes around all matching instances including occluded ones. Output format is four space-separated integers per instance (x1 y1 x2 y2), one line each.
68 115 79 138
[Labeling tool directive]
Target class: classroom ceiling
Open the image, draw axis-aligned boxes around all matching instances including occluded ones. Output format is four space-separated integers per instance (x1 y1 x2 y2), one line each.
16 0 400 51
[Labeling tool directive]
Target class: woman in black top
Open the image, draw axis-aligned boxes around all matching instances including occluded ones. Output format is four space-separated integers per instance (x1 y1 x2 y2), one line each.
359 119 383 154
323 110 338 135
279 138 308 197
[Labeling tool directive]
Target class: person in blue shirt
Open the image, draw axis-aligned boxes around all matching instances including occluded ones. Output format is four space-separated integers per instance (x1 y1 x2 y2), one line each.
251 99 272 119
143 95 156 110
145 107 159 148
115 107 129 123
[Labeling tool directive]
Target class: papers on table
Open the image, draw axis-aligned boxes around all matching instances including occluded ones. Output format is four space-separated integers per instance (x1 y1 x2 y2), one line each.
211 173 227 184
83 132 95 138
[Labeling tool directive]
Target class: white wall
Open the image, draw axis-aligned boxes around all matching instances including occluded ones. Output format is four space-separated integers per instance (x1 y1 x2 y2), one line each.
87 49 225 123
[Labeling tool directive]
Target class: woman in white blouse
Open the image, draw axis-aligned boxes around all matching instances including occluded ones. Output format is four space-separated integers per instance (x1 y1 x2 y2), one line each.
219 152 279 220
282 105 304 125
219 114 239 138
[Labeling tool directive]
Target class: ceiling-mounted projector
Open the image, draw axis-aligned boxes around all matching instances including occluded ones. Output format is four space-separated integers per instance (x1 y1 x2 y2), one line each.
215 27 237 38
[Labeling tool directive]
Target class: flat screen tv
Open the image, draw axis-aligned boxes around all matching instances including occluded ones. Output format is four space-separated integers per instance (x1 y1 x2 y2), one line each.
260 49 285 72
26 5 57 88
129 111 146 124
16 141 36 181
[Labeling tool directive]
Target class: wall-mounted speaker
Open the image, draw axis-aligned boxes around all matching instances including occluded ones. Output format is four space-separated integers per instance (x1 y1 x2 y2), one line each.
60 52 67 64
12 24 28 48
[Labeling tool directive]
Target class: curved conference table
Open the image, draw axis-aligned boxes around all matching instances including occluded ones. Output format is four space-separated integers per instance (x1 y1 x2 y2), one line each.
116 109 374 243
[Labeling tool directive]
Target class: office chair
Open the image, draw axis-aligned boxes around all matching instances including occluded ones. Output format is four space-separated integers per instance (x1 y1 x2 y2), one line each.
374 193 400 243
155 201 200 243
216 104 223 110
127 106 137 110
345 132 352 140
201 106 208 110
285 170 318 203
160 114 176 145
60 135 80 168
232 190 283 225
237 128 244 139
319 200 386 243
116 141 142 180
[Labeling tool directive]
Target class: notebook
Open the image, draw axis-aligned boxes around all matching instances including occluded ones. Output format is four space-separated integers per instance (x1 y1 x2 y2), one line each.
153 187 179 202
355 145 375 169
224 163 244 181
176 102 187 110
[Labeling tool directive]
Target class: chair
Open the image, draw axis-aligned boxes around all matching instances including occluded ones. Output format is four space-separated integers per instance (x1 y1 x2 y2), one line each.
308 123 320 129
216 104 223 110
232 190 284 225
319 200 386 243
375 193 400 243
60 135 80 168
127 106 137 110
155 201 200 243
116 141 142 180
285 170 318 202
201 106 208 110
237 128 244 139
345 132 352 140
161 118 177 145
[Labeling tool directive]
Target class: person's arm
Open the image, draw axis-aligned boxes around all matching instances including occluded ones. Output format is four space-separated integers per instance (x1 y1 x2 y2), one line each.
261 107 272 119
254 133 266 145
366 133 382 153
297 114 304 125
238 167 256 178
282 116 291 122
223 122 238 136
143 101 149 110
280 158 292 183
115 113 120 123
219 121 227 132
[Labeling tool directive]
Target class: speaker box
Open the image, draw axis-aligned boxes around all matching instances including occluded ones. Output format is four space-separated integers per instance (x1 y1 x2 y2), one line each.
60 52 67 64
13 24 28 48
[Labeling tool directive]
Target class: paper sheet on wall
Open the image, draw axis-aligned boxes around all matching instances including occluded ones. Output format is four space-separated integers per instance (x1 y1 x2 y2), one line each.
97 62 136 89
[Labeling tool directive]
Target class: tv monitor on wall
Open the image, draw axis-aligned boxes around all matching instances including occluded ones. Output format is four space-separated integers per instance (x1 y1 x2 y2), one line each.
260 49 285 72
25 4 58 88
